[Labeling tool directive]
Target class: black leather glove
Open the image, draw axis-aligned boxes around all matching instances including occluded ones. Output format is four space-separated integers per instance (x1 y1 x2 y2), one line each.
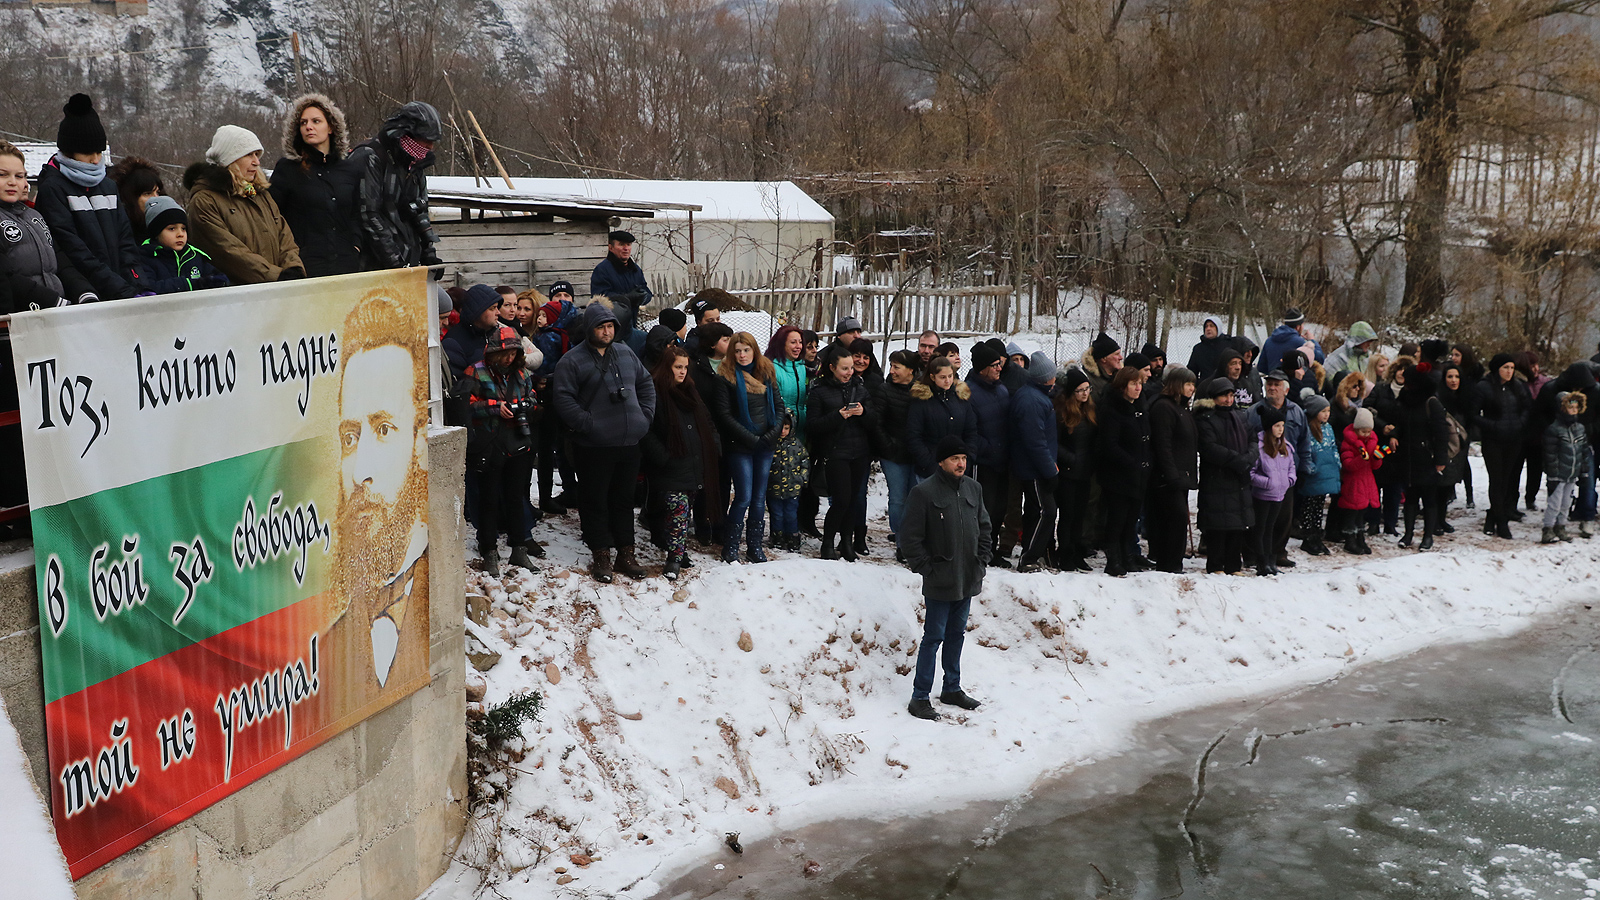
277 267 305 282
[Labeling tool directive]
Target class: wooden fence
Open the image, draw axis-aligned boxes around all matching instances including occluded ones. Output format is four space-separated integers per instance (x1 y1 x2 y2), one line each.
653 267 1033 336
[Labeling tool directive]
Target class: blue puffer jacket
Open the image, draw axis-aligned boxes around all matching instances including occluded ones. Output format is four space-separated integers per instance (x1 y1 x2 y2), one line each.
1297 421 1341 496
1259 323 1324 374
964 372 1011 469
1008 381 1059 480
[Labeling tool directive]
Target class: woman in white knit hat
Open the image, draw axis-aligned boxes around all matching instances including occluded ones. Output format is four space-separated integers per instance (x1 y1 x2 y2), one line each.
182 125 305 284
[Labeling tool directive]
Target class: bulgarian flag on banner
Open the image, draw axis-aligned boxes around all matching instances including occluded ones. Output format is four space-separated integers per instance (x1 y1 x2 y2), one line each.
12 270 433 877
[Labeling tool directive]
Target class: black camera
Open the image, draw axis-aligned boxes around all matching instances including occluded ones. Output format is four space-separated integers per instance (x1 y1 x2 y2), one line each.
506 398 536 439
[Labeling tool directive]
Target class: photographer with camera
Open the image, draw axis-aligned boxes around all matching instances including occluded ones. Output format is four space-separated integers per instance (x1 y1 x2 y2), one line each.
590 230 653 354
553 302 658 583
467 325 542 576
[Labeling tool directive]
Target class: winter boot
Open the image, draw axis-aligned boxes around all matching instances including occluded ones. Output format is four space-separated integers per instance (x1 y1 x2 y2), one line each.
907 698 940 721
590 546 615 583
1541 526 1559 545
480 545 501 577
525 538 546 558
1397 513 1415 548
1496 518 1515 540
821 530 839 560
840 528 859 563
508 543 539 571
1102 546 1127 578
853 532 870 557
939 690 982 710
663 559 681 581
721 522 742 563
1344 530 1364 554
1356 530 1374 555
679 553 694 569
1483 514 1496 536
614 546 647 579
1556 524 1574 542
1582 521 1595 540
746 520 768 563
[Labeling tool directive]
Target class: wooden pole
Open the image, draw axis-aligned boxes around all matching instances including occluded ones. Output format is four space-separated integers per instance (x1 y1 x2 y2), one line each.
291 32 304 95
467 110 515 190
441 72 484 187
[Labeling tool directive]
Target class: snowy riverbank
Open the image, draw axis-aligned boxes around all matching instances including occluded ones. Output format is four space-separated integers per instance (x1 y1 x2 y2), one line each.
422 456 1600 900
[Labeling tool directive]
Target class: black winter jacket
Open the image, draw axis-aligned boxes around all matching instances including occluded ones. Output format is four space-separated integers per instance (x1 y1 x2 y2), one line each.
1095 393 1153 498
443 321 494 381
1149 393 1199 491
33 161 139 299
963 372 1011 469
1390 381 1451 488
1008 381 1059 481
877 378 915 465
898 469 991 602
1474 375 1531 447
807 374 877 462
1056 413 1097 483
642 395 710 492
907 380 980 477
349 102 440 269
134 240 230 294
710 371 786 453
270 150 363 277
1194 400 1258 532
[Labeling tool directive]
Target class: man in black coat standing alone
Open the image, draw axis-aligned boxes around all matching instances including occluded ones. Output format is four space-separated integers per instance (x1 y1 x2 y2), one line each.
898 435 991 721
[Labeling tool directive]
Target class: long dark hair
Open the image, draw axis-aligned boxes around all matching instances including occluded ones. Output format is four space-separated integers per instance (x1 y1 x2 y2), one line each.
652 346 708 453
1055 385 1097 428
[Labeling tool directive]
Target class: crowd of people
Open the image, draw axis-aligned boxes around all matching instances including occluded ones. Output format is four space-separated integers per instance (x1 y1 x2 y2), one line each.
450 269 1600 587
7 92 441 312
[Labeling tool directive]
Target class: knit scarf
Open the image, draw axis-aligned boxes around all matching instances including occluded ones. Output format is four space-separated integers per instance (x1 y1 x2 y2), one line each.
53 152 106 188
733 362 774 434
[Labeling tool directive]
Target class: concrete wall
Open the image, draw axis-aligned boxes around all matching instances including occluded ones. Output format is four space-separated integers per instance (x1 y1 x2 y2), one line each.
0 426 469 900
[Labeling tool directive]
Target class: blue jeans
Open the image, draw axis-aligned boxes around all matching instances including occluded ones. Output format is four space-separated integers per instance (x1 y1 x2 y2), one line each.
881 459 917 535
769 495 799 534
726 448 775 543
913 597 970 700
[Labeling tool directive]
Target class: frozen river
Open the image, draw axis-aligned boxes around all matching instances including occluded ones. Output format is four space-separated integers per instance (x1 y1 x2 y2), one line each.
665 603 1600 899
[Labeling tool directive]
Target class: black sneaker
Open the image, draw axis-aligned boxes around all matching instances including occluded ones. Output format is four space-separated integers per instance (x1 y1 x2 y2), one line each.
939 690 981 710
989 556 1012 569
907 698 940 721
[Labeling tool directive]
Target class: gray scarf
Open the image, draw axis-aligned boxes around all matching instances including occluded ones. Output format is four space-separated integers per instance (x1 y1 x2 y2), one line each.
54 152 107 188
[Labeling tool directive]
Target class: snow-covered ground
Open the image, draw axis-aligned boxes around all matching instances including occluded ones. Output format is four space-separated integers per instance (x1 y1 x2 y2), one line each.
0 695 74 899
422 451 1600 900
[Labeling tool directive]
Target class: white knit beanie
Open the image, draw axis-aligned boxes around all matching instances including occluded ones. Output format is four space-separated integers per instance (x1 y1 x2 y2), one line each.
206 125 263 167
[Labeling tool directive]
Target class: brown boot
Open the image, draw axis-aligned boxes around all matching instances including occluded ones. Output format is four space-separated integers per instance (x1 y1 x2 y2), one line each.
590 546 614 583
614 545 647 579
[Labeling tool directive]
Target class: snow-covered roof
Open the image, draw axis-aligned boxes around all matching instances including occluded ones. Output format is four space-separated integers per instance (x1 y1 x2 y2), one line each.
428 177 832 224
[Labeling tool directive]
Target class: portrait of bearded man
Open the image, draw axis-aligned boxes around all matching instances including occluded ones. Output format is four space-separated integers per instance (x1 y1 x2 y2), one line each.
326 289 431 701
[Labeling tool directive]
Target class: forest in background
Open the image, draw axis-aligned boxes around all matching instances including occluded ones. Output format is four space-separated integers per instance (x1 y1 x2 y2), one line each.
9 0 1600 353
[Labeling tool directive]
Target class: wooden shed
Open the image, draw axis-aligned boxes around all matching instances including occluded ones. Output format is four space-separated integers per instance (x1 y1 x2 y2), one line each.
427 182 700 295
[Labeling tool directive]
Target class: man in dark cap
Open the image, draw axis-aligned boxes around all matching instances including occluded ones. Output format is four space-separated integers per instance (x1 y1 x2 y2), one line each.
898 434 990 721
1080 331 1123 403
1141 343 1167 382
816 316 865 376
1260 307 1325 375
349 100 443 271
590 229 654 354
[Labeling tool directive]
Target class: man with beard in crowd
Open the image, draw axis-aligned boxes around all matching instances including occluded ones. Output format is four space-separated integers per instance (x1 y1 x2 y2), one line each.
327 290 431 704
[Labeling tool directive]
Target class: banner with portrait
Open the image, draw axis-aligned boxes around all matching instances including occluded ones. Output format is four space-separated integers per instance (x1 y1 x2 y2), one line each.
12 269 433 878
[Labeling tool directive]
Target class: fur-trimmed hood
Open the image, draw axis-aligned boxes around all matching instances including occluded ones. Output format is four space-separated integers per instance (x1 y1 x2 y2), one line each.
281 93 351 163
1557 390 1590 416
910 380 971 401
1079 348 1108 379
183 160 268 197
